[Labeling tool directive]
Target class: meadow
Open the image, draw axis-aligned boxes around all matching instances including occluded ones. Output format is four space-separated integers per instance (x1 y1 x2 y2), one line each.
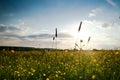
0 50 120 80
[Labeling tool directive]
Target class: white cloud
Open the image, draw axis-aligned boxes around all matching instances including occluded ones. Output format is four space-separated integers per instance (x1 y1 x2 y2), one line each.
1 19 120 49
106 0 116 7
0 23 73 49
89 13 96 17
88 8 102 17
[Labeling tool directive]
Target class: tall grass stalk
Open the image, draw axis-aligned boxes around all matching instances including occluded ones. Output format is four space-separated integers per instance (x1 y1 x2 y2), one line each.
75 21 82 50
85 36 91 50
55 28 57 49
55 28 58 57
52 37 55 49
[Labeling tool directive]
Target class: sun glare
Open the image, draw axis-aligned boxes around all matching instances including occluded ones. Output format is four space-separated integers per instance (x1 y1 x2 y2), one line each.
68 22 90 43
65 21 93 49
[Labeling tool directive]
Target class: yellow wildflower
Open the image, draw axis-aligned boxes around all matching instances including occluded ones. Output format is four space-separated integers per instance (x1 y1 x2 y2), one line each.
48 65 51 69
55 74 58 78
96 64 99 66
31 73 34 76
63 72 66 75
18 74 20 77
92 75 96 79
11 50 15 53
46 78 49 80
43 73 46 76
31 68 36 72
28 72 31 75
93 59 96 63
115 52 119 55
65 50 68 53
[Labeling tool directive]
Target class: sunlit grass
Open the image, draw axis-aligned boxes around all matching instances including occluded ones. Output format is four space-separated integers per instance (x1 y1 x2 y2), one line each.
0 50 120 80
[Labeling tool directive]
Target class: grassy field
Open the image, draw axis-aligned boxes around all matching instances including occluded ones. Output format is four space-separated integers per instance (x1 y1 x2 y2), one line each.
0 50 120 80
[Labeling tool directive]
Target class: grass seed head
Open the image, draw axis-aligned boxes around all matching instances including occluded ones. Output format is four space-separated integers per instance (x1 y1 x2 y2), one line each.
53 37 55 40
88 36 91 43
80 39 83 43
55 28 57 37
78 21 82 32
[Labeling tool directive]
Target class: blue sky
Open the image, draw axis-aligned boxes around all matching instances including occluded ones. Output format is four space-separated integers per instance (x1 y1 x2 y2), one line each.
0 0 120 49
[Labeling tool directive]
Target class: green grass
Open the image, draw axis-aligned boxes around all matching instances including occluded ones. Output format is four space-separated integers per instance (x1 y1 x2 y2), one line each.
0 50 120 80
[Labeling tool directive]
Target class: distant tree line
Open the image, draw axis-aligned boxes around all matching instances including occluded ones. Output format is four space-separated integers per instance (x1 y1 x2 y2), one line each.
0 46 35 51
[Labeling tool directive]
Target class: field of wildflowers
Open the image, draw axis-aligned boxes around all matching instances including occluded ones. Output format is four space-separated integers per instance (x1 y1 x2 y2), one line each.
0 50 120 80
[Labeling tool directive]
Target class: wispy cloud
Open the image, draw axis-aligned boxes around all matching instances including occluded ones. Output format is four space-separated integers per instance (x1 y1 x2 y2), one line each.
0 24 21 33
102 23 113 28
0 23 73 47
20 34 53 40
58 33 73 38
106 0 116 7
4 32 72 41
101 22 119 29
88 8 102 17
0 24 7 32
